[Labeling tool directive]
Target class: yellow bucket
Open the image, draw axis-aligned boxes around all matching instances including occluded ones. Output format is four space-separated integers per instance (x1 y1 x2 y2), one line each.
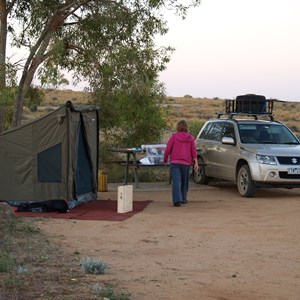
98 170 108 192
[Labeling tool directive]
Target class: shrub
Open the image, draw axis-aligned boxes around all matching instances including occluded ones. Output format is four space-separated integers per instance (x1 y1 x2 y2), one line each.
29 104 38 112
0 251 15 273
189 119 204 138
80 257 107 275
93 283 131 300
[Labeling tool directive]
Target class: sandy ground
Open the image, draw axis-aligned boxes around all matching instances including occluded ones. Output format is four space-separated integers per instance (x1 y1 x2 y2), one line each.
37 181 300 300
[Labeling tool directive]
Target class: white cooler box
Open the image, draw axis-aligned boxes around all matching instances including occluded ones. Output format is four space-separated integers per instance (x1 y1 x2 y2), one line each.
142 144 166 164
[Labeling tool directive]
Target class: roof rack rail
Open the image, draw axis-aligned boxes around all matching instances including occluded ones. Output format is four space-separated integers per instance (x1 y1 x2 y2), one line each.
216 111 274 121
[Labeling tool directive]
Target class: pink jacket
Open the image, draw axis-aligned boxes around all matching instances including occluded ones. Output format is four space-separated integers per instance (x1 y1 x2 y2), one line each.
163 132 197 165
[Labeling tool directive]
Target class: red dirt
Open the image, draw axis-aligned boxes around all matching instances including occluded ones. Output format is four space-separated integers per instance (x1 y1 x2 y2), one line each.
37 182 300 300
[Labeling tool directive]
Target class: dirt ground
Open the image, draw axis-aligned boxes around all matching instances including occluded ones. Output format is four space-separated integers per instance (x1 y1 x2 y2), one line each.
37 181 300 300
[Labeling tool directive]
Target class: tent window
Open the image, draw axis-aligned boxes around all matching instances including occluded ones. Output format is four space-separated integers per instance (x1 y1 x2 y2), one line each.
38 143 62 182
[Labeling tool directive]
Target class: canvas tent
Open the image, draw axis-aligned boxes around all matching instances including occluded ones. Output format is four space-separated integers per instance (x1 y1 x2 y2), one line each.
0 101 99 208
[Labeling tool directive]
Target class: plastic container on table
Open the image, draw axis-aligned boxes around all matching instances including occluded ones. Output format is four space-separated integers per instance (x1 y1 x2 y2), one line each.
143 144 166 164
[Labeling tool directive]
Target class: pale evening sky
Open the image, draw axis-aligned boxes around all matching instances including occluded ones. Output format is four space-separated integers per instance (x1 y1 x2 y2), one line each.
157 0 300 101
7 0 300 101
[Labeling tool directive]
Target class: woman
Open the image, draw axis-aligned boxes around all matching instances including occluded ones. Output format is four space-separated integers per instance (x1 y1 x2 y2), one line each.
163 120 199 207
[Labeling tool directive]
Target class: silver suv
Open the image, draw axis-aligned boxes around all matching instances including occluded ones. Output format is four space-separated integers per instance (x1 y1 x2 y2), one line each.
194 109 300 197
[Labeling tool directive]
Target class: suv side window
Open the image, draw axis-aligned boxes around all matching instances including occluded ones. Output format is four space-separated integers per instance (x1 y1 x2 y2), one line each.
199 122 213 139
206 122 223 141
222 123 235 139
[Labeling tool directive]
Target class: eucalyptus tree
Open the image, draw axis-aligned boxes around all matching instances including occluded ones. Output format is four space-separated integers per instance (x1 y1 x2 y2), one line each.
0 1 14 131
0 0 201 129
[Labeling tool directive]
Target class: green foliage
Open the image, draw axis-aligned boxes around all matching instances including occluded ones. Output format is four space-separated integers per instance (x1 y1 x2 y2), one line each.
0 61 44 129
0 218 19 234
0 61 18 130
24 87 44 111
2 0 201 126
93 284 131 300
0 88 15 130
92 42 169 148
4 62 18 87
0 87 15 107
189 119 204 138
0 251 15 273
3 276 24 288
97 89 167 147
0 217 40 236
137 168 170 182
37 59 70 89
80 257 108 275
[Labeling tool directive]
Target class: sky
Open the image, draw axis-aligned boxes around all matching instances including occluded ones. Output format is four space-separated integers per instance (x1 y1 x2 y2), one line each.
7 0 300 101
156 0 300 101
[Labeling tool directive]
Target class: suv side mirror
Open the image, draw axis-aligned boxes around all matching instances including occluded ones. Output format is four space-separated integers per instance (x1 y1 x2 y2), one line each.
222 136 235 145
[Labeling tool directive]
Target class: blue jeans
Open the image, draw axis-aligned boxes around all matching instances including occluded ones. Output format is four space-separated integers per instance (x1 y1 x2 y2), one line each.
170 163 190 204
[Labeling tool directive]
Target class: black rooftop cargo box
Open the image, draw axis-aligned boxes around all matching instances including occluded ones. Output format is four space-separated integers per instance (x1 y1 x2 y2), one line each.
235 94 267 114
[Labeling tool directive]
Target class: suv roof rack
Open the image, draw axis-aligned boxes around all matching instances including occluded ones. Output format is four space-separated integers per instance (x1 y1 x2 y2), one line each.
217 95 275 121
216 111 274 121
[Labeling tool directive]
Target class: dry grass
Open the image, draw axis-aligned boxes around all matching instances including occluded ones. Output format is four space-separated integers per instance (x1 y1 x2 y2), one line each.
43 88 91 106
164 96 300 137
27 89 300 137
0 203 128 300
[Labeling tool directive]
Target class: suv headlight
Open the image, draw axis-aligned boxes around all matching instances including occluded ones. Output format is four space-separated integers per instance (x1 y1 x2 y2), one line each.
256 154 277 165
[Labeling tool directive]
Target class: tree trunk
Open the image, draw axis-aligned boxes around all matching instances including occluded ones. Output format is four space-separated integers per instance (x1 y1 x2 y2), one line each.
0 2 8 131
12 66 35 126
0 105 4 132
12 86 24 126
0 2 7 88
12 11 67 127
12 38 52 126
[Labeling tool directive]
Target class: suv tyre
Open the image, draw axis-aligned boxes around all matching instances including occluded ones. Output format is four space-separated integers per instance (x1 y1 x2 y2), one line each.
193 156 210 185
237 164 256 198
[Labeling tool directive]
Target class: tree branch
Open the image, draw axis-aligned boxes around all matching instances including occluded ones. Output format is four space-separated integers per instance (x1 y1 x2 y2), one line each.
7 0 18 14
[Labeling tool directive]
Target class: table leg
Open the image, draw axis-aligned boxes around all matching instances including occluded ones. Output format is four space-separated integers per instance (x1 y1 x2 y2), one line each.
132 152 139 188
125 152 130 185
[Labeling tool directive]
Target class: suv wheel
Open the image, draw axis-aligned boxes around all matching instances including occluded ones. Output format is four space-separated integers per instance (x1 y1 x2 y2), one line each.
193 157 210 185
237 164 256 197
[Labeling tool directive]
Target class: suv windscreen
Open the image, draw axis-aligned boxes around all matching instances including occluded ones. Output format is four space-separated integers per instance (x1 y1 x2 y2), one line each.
238 124 299 144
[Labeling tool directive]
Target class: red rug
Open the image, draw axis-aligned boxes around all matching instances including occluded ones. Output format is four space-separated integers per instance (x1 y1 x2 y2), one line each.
13 200 153 221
